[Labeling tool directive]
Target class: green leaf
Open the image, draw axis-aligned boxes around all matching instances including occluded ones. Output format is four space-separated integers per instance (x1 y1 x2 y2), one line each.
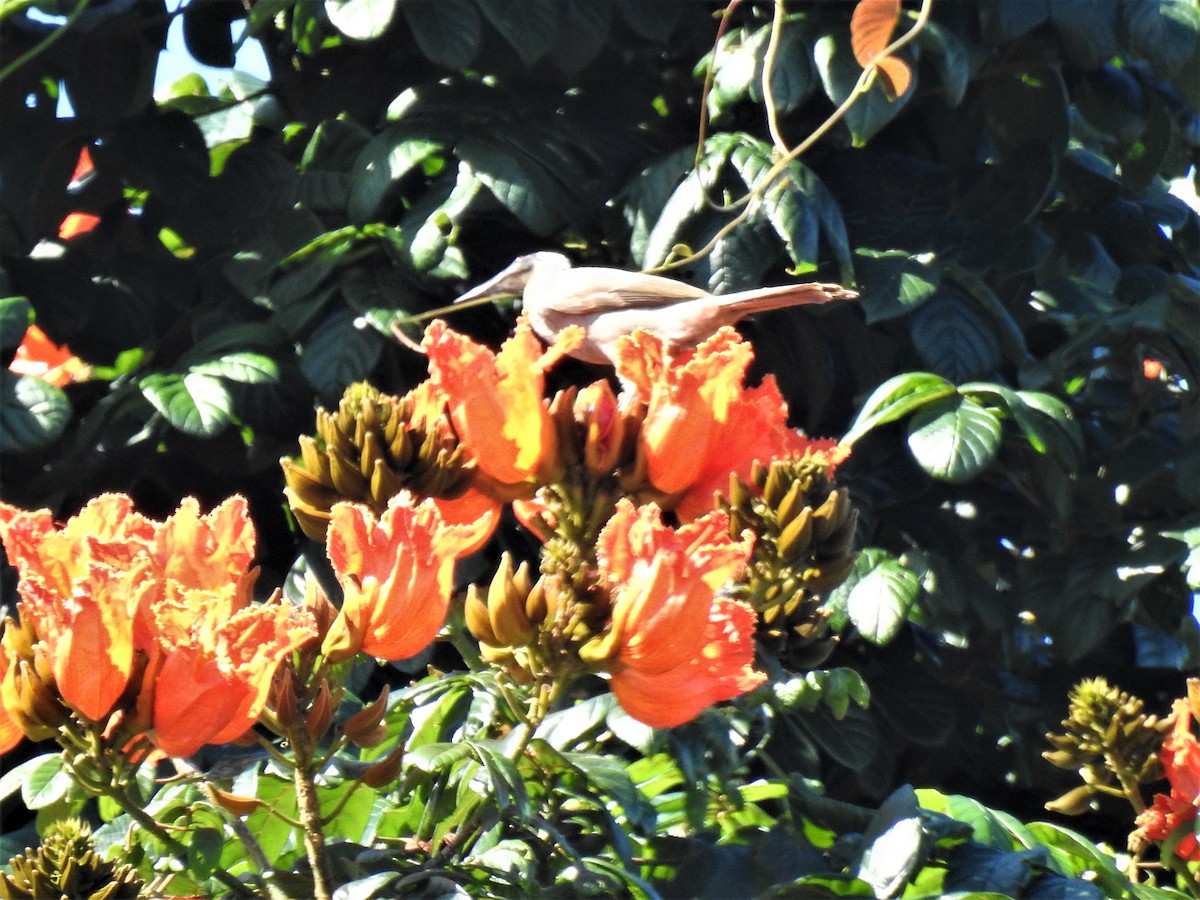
790 161 853 281
981 0 1050 43
564 752 656 831
907 395 1002 482
843 371 956 444
1023 821 1135 898
401 0 482 69
917 790 1016 850
764 168 819 272
139 372 232 437
476 0 559 66
982 65 1069 159
468 740 530 817
0 296 33 350
394 167 480 278
0 372 70 452
298 309 383 398
547 0 612 75
792 703 880 771
748 17 817 113
1011 389 1083 466
854 249 941 323
348 132 444 223
457 134 574 236
0 754 60 804
189 352 279 384
1050 0 1118 69
916 20 970 107
324 0 398 41
1125 0 1200 78
855 786 926 898
406 741 474 772
536 694 618 750
621 146 697 267
911 290 1001 382
22 755 72 809
813 33 912 147
844 557 920 644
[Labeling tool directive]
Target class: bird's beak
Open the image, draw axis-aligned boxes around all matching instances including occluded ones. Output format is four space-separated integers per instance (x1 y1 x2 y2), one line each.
453 256 536 304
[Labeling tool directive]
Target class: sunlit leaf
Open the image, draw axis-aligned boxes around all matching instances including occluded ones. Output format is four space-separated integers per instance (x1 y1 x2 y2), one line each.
906 395 1002 482
325 0 398 41
0 372 71 452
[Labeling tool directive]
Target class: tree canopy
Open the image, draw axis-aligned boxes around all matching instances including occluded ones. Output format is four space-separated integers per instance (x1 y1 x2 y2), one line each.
2 0 1200 895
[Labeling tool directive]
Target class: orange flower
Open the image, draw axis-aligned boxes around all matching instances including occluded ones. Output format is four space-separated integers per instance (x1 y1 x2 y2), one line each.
150 495 257 594
610 598 764 728
147 596 315 758
0 492 316 757
592 499 763 727
422 317 580 491
618 327 849 521
1135 698 1200 860
322 495 478 662
0 654 24 754
617 327 752 497
0 495 155 722
428 488 501 557
58 212 101 241
8 325 89 387
674 377 850 521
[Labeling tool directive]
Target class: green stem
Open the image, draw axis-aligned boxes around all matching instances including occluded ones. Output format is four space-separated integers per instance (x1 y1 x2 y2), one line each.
68 761 253 898
0 0 89 85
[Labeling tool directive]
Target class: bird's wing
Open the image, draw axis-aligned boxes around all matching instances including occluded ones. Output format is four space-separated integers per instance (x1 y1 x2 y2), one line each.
530 266 711 313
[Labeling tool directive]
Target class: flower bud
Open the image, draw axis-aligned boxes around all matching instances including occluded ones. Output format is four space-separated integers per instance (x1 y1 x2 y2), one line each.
465 585 500 646
270 669 299 728
576 381 624 475
3 657 66 741
344 685 390 749
210 787 264 817
486 553 535 648
549 386 583 470
305 678 335 740
361 742 404 789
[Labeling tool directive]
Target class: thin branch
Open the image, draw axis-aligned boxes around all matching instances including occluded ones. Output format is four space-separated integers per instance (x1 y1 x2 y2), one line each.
0 0 89 85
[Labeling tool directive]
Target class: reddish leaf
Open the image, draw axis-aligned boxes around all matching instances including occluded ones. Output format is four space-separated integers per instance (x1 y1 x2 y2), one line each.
876 55 912 98
851 0 902 67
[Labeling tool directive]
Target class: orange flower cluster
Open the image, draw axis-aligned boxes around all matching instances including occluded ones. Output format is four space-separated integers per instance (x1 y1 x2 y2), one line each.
422 317 581 496
421 316 847 728
587 500 765 728
0 494 315 758
321 494 481 663
423 317 846 520
616 327 847 520
1135 698 1200 860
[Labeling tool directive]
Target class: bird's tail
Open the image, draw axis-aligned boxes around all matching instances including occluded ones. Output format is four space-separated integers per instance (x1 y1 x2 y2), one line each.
717 282 858 316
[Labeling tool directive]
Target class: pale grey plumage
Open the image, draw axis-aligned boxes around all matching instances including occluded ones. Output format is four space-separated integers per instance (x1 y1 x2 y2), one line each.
454 251 857 365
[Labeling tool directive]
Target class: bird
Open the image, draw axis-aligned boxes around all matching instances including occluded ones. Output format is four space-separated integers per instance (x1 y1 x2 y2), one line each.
452 251 857 365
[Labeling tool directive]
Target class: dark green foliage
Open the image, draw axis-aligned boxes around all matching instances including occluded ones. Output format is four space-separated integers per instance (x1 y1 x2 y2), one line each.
2 0 1200 894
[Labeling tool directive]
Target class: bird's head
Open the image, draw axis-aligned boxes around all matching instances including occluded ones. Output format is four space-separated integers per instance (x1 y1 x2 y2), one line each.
453 251 571 304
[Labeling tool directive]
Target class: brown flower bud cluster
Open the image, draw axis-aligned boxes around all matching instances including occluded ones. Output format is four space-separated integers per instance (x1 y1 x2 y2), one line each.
719 454 858 667
1043 677 1171 815
0 817 143 900
282 381 475 541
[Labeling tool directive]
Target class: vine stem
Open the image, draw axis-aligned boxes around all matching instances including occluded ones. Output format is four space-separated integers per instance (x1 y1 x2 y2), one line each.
651 0 936 276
